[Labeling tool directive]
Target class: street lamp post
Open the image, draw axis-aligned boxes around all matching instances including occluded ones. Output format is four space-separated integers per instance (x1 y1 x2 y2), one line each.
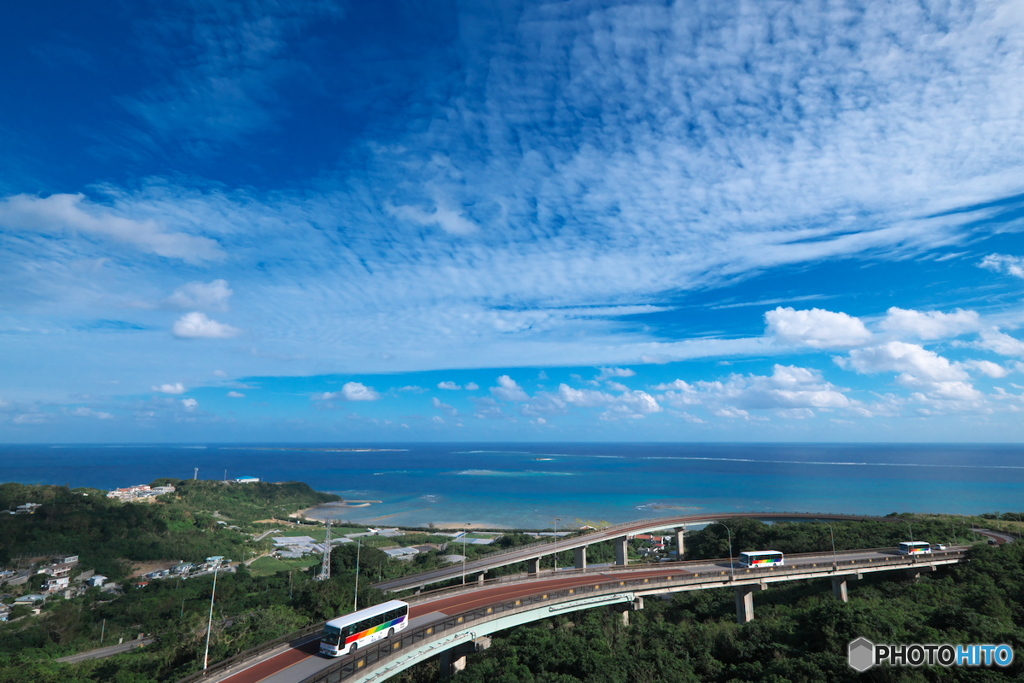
202 565 219 671
905 521 914 543
553 518 560 572
710 522 734 578
462 525 467 585
353 538 361 612
823 521 837 570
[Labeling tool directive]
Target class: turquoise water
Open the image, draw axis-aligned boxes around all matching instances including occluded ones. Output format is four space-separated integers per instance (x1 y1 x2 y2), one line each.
1 443 1021 528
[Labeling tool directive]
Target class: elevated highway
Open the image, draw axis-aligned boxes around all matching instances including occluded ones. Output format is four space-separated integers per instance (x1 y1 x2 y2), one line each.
374 512 890 593
193 543 967 683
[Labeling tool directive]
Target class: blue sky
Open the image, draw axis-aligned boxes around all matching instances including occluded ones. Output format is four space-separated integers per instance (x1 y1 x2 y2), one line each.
2 0 1024 443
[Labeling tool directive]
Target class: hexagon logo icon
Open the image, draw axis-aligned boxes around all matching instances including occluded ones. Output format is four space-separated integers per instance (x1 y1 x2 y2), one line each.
848 637 876 672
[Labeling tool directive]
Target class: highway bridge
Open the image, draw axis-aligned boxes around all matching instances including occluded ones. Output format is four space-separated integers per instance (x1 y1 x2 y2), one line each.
184 513 968 683
374 512 896 593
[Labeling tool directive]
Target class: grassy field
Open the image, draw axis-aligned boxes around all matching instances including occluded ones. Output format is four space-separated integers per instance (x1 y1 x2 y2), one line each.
248 555 322 576
267 526 367 541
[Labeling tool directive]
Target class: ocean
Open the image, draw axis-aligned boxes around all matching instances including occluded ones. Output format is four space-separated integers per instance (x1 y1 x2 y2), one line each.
1 443 1022 529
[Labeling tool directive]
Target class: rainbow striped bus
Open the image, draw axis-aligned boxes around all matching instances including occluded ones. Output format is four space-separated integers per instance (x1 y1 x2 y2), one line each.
897 541 931 555
739 550 784 568
320 600 409 657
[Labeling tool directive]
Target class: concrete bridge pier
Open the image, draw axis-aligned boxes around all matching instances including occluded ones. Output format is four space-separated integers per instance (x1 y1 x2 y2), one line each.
674 528 685 559
614 536 629 566
614 596 645 626
906 565 936 582
735 584 766 624
439 637 491 679
831 573 860 602
574 546 587 570
527 557 540 575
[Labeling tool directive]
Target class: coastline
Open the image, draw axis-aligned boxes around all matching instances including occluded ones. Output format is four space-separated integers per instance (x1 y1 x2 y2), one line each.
298 501 513 530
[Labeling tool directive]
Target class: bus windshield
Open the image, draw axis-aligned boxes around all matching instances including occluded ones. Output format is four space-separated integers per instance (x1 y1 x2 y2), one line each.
321 626 341 646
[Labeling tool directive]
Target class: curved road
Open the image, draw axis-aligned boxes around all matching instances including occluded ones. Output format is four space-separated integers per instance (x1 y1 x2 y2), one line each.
214 544 956 683
374 512 888 593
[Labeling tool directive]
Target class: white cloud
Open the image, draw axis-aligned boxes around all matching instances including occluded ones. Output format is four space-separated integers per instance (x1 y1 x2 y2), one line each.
976 330 1024 357
838 341 981 403
651 379 694 391
962 360 1008 379
153 382 187 394
70 407 114 419
712 407 750 419
465 382 479 391
766 307 872 349
491 375 530 402
980 254 1024 279
172 312 240 339
386 197 478 235
181 398 199 410
686 365 852 413
315 382 381 402
597 367 636 380
0 193 224 262
438 381 462 390
556 384 662 415
879 307 982 340
165 279 233 311
839 342 966 382
432 397 457 416
226 391 245 398
397 385 427 392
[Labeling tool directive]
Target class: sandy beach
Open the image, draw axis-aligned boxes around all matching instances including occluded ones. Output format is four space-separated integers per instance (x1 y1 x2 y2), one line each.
429 522 509 530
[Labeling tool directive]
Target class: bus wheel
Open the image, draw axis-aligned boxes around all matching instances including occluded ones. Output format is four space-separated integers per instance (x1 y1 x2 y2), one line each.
350 643 358 653
388 628 395 638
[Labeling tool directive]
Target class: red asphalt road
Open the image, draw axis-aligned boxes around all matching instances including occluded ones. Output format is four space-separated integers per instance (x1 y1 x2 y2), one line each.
218 568 691 683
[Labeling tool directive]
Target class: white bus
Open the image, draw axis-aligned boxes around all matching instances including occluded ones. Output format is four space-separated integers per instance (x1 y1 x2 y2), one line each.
319 600 410 657
739 550 784 567
897 541 931 555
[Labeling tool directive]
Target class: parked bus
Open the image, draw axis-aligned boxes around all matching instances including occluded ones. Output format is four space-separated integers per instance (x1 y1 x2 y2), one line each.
320 600 410 657
897 541 931 555
739 550 784 567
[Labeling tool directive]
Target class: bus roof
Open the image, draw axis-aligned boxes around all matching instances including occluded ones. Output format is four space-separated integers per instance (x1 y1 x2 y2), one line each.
325 600 409 628
739 550 782 556
899 541 930 546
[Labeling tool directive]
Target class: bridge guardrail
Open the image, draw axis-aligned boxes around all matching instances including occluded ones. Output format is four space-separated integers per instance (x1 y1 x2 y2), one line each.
176 623 325 683
297 549 968 683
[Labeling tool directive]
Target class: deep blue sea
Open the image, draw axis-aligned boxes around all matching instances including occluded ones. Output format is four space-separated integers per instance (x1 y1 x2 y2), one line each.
1 443 1022 528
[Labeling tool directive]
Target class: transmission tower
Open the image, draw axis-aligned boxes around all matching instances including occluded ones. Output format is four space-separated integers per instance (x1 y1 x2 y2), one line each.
317 520 332 581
